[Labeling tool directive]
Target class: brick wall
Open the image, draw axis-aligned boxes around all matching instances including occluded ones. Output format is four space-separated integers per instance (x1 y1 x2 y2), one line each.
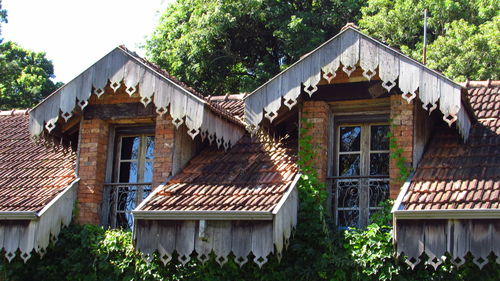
389 95 414 199
153 114 175 187
77 118 109 224
301 101 329 183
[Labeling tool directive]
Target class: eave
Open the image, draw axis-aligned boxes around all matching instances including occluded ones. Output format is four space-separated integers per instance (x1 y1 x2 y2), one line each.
0 212 38 220
393 209 500 220
132 210 273 220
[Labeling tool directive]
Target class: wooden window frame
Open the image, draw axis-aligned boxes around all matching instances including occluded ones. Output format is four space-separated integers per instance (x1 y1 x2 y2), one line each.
329 114 390 228
102 125 155 229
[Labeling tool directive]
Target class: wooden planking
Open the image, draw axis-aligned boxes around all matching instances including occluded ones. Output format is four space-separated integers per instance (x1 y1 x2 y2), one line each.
424 220 447 269
244 27 470 140
469 220 493 267
175 220 196 264
396 220 425 268
413 101 433 168
396 219 500 269
172 124 201 176
329 97 391 115
29 47 245 148
231 221 253 266
84 102 156 120
449 219 469 266
135 219 275 267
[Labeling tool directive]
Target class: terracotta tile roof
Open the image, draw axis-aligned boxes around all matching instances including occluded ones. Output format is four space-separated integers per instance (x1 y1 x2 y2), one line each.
140 134 298 212
402 81 500 210
0 111 76 212
207 94 246 120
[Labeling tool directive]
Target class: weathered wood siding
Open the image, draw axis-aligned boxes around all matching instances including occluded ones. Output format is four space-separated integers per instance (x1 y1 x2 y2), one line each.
396 219 500 269
244 27 471 140
29 47 244 149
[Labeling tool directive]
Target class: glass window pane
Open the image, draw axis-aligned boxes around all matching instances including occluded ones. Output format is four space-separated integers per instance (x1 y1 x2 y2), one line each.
337 181 359 208
369 180 389 207
146 136 155 160
369 153 389 175
339 154 360 176
339 126 361 152
338 210 359 229
119 162 138 183
143 161 153 182
370 125 389 150
121 137 140 160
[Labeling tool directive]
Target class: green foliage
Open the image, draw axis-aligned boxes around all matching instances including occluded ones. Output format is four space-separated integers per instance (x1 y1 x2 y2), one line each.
0 1 6 41
426 16 500 81
388 123 412 182
0 41 62 110
358 0 499 81
146 0 365 95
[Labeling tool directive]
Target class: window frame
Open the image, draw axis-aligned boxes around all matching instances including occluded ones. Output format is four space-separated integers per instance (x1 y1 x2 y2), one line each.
102 125 155 229
329 114 390 228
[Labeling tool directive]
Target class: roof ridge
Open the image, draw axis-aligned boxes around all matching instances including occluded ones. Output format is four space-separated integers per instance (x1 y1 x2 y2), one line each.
0 109 29 116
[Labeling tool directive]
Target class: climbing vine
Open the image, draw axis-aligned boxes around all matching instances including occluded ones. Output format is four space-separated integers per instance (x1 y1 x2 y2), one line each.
388 121 412 182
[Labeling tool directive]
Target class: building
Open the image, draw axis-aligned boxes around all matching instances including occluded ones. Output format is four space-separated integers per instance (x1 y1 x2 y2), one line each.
0 26 498 268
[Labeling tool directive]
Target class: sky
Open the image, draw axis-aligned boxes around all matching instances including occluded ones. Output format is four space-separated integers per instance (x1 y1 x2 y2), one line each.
2 0 173 83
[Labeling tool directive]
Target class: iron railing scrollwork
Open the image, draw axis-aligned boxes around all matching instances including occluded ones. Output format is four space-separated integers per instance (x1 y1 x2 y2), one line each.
104 183 152 229
328 176 389 228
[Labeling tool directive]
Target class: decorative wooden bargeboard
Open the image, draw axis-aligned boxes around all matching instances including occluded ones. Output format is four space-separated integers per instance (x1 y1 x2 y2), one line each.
28 47 244 150
396 219 500 269
133 185 298 267
244 27 471 140
0 179 78 262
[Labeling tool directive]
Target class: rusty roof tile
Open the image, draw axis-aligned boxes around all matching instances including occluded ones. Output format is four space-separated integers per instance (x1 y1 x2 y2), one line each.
402 82 500 211
0 112 76 212
140 133 298 212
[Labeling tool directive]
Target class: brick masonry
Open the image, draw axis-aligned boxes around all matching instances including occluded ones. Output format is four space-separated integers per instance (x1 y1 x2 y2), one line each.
153 114 175 187
389 95 414 199
77 118 109 224
301 101 330 184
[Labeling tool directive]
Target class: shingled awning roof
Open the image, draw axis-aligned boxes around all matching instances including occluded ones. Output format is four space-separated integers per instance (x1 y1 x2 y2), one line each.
133 134 299 267
0 110 78 262
393 81 500 269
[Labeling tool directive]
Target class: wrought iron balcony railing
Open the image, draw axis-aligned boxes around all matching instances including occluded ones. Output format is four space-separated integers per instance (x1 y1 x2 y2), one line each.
327 175 389 228
103 183 152 229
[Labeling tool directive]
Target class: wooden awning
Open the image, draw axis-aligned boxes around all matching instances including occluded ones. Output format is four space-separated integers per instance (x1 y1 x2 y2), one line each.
244 26 472 140
0 179 78 262
28 46 244 150
133 176 299 267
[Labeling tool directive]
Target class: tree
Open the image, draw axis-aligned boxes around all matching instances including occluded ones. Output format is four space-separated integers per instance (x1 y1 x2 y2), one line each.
358 0 499 80
146 0 365 95
0 41 62 110
0 1 7 42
